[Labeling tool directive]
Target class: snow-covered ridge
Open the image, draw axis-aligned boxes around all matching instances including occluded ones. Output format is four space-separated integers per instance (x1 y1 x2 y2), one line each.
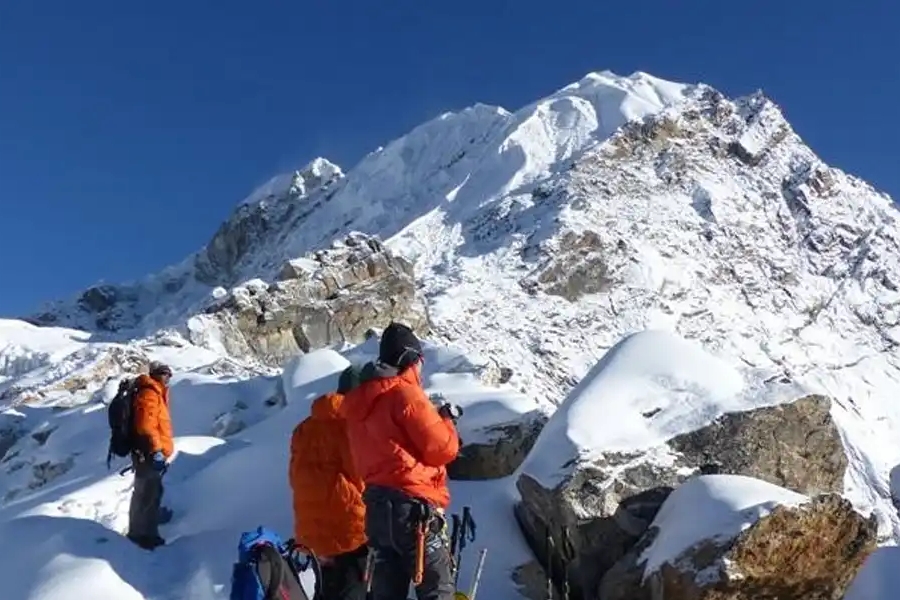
24 70 700 337
238 157 344 208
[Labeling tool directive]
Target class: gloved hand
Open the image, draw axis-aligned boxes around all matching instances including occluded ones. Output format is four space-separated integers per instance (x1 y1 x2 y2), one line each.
151 451 167 472
438 403 463 423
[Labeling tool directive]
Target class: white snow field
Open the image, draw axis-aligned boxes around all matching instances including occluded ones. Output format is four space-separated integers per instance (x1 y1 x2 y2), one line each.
0 325 896 598
0 332 538 600
3 67 900 598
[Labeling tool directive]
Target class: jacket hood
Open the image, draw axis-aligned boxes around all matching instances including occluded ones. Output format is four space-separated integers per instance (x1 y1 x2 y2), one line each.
310 392 345 420
339 362 421 422
136 373 165 394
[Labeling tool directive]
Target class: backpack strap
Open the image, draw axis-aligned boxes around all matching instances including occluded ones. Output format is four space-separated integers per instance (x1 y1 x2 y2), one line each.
256 544 287 600
286 539 322 599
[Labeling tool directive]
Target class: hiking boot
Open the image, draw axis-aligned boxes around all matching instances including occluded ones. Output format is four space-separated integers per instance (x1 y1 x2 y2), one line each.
127 533 166 550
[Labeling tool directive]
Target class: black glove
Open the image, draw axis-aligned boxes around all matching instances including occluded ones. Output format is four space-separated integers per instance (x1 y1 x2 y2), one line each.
438 403 463 422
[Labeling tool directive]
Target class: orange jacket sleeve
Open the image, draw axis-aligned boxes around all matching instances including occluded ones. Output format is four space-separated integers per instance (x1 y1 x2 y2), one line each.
337 424 364 494
133 386 165 455
395 387 459 468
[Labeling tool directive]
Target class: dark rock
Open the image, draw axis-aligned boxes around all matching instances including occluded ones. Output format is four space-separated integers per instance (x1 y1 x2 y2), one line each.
514 395 847 600
601 488 876 600
525 230 618 302
669 394 846 496
448 412 547 480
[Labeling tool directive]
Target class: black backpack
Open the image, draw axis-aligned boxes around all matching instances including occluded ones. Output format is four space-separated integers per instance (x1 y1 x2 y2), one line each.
106 377 139 468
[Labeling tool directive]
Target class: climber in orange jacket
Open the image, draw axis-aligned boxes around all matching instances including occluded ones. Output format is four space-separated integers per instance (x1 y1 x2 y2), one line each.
340 322 463 600
289 388 368 600
128 361 175 550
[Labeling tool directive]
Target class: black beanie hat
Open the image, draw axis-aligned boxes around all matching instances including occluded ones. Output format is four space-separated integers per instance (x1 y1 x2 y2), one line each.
379 322 423 369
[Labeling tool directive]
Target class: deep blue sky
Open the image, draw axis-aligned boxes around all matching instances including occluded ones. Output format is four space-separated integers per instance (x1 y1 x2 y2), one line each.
1 1 897 316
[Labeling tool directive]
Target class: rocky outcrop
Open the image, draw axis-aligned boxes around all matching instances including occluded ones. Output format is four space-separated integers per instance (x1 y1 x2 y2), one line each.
520 230 620 301
0 345 149 407
668 394 846 494
448 411 547 480
601 488 876 600
194 159 344 287
0 420 25 463
188 232 430 366
514 395 847 600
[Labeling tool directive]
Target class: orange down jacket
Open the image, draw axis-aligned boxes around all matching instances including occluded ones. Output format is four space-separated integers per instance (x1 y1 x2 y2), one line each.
132 374 174 458
340 363 459 509
289 392 366 558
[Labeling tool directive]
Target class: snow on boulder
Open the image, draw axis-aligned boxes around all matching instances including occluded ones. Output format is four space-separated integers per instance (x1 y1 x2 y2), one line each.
514 330 848 600
281 348 350 416
600 474 876 600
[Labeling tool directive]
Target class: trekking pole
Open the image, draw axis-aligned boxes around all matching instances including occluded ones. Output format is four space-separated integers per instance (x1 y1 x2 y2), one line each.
450 514 462 587
461 506 476 542
467 548 488 600
456 507 476 587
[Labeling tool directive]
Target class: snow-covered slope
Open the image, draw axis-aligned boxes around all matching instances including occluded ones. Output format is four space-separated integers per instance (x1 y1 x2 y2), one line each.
3 67 900 598
0 336 538 599
27 71 695 339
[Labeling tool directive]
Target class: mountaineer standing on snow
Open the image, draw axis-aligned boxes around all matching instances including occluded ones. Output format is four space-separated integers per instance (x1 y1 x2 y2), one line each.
127 361 174 550
340 322 463 600
289 381 368 600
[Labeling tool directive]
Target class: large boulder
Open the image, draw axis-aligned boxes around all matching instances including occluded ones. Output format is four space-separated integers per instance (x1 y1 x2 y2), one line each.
187 232 430 365
513 331 848 600
600 475 876 600
448 410 547 480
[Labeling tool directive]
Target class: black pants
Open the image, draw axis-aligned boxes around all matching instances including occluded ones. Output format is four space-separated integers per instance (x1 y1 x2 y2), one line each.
127 458 164 539
363 486 454 600
317 544 369 600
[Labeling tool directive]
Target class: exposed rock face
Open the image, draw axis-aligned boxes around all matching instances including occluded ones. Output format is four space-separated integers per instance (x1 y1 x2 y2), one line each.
194 160 344 287
521 230 619 301
0 345 148 407
448 411 547 480
514 395 847 600
512 560 552 600
0 422 24 463
669 394 846 495
188 232 430 366
601 493 876 600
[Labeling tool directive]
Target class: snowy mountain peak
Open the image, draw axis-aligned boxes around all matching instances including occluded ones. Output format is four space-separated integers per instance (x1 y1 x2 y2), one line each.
23 69 900 398
238 156 344 208
5 68 900 599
